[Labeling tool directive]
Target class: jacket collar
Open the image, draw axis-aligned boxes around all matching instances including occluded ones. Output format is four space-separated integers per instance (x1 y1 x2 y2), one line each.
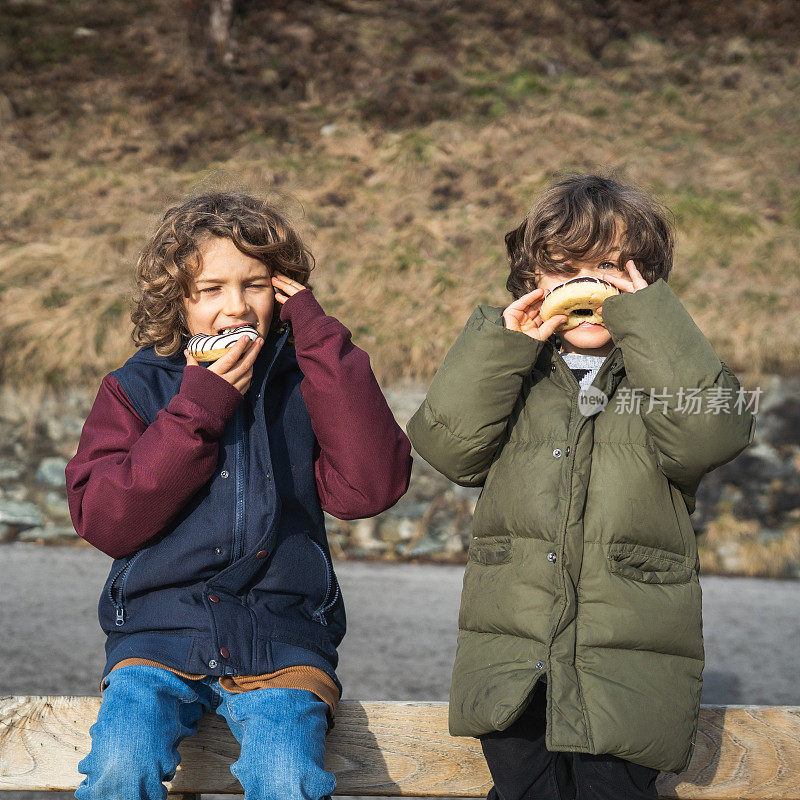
249 324 292 394
539 338 626 397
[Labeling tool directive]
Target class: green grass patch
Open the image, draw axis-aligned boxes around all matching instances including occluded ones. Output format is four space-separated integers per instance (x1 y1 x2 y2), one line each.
667 188 759 237
385 131 440 166
41 289 71 309
791 193 800 229
464 68 552 111
741 289 784 310
432 268 457 292
391 242 422 273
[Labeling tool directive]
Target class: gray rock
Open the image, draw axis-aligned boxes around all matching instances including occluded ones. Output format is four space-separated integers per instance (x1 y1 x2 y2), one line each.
44 491 71 522
383 383 427 430
18 525 77 542
401 536 446 557
0 457 25 482
323 512 339 527
36 457 69 487
381 501 430 520
350 518 383 551
425 516 460 543
0 486 28 502
719 440 791 484
378 516 417 543
0 501 43 528
449 483 481 502
45 415 85 442
714 540 743 573
757 527 785 543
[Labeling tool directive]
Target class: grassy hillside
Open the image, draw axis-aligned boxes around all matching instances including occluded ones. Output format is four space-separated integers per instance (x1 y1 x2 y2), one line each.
2 0 799 389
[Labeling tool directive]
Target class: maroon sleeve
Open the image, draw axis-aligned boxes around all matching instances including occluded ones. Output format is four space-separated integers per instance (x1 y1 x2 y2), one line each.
65 366 244 559
280 290 412 519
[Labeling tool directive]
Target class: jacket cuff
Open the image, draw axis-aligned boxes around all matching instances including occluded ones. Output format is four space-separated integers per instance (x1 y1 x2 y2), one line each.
601 278 722 386
472 305 545 362
179 365 243 422
279 289 326 329
600 277 665 318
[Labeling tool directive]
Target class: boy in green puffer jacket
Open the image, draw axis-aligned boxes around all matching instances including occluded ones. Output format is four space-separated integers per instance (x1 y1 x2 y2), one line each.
407 175 756 800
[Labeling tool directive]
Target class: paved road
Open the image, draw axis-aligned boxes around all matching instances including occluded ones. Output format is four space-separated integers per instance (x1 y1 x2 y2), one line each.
2 544 799 798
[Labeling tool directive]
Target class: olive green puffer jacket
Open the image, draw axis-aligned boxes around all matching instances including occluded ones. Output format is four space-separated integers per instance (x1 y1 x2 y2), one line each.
407 279 755 773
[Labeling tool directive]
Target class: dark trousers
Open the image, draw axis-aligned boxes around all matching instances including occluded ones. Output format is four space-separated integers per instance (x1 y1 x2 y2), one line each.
479 681 660 800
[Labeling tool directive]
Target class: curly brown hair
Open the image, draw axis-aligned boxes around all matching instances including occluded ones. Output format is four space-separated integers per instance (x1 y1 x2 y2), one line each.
131 191 314 355
505 174 674 299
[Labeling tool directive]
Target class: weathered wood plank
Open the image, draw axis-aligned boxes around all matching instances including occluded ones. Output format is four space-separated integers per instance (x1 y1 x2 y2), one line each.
1 698 798 798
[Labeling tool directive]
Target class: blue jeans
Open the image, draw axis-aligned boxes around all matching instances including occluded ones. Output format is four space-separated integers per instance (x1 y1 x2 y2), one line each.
75 664 336 800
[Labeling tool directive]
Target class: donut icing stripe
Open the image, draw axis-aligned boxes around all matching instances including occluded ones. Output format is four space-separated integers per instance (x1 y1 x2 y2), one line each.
539 277 620 332
187 325 259 354
543 276 618 299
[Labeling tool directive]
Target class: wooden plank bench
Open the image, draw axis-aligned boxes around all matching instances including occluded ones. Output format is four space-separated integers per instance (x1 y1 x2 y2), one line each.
1 698 798 798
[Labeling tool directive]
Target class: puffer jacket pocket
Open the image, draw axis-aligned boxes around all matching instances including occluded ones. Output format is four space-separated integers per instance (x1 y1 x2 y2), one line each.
468 535 513 565
606 542 693 585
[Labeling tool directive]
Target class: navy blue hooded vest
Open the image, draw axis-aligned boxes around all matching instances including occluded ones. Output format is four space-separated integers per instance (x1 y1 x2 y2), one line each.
100 326 345 685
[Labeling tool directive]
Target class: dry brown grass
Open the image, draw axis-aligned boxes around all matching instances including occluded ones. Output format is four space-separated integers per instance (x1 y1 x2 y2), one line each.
2 1 799 389
699 514 800 578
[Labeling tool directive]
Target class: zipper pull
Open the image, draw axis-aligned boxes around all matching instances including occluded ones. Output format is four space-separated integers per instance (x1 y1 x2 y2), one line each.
313 611 328 626
115 607 125 627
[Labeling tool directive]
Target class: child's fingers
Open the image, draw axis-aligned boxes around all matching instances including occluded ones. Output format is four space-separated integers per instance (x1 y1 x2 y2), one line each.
232 347 262 391
274 291 289 305
625 260 649 290
601 272 635 293
184 349 200 368
224 337 263 382
271 274 306 298
238 336 263 370
504 289 545 329
509 288 545 312
537 315 568 340
209 335 253 375
503 306 529 331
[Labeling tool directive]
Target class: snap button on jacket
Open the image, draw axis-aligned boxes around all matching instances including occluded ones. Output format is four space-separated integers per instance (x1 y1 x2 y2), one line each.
407 279 755 773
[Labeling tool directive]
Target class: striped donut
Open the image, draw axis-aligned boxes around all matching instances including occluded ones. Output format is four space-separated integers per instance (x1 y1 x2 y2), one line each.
539 276 619 332
187 325 260 362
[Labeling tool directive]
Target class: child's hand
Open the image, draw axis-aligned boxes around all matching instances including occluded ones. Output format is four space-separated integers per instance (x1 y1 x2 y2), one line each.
597 261 648 314
271 272 307 304
503 288 568 341
184 334 264 395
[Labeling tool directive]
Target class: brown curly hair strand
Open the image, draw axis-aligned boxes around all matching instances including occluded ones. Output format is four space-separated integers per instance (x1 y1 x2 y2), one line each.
131 192 314 356
505 174 675 299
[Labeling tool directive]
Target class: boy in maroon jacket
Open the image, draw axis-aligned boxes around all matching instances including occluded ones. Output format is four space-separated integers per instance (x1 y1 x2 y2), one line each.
66 191 412 800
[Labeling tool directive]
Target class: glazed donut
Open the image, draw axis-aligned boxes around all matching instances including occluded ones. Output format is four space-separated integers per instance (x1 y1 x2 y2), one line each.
539 277 619 332
187 325 259 362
